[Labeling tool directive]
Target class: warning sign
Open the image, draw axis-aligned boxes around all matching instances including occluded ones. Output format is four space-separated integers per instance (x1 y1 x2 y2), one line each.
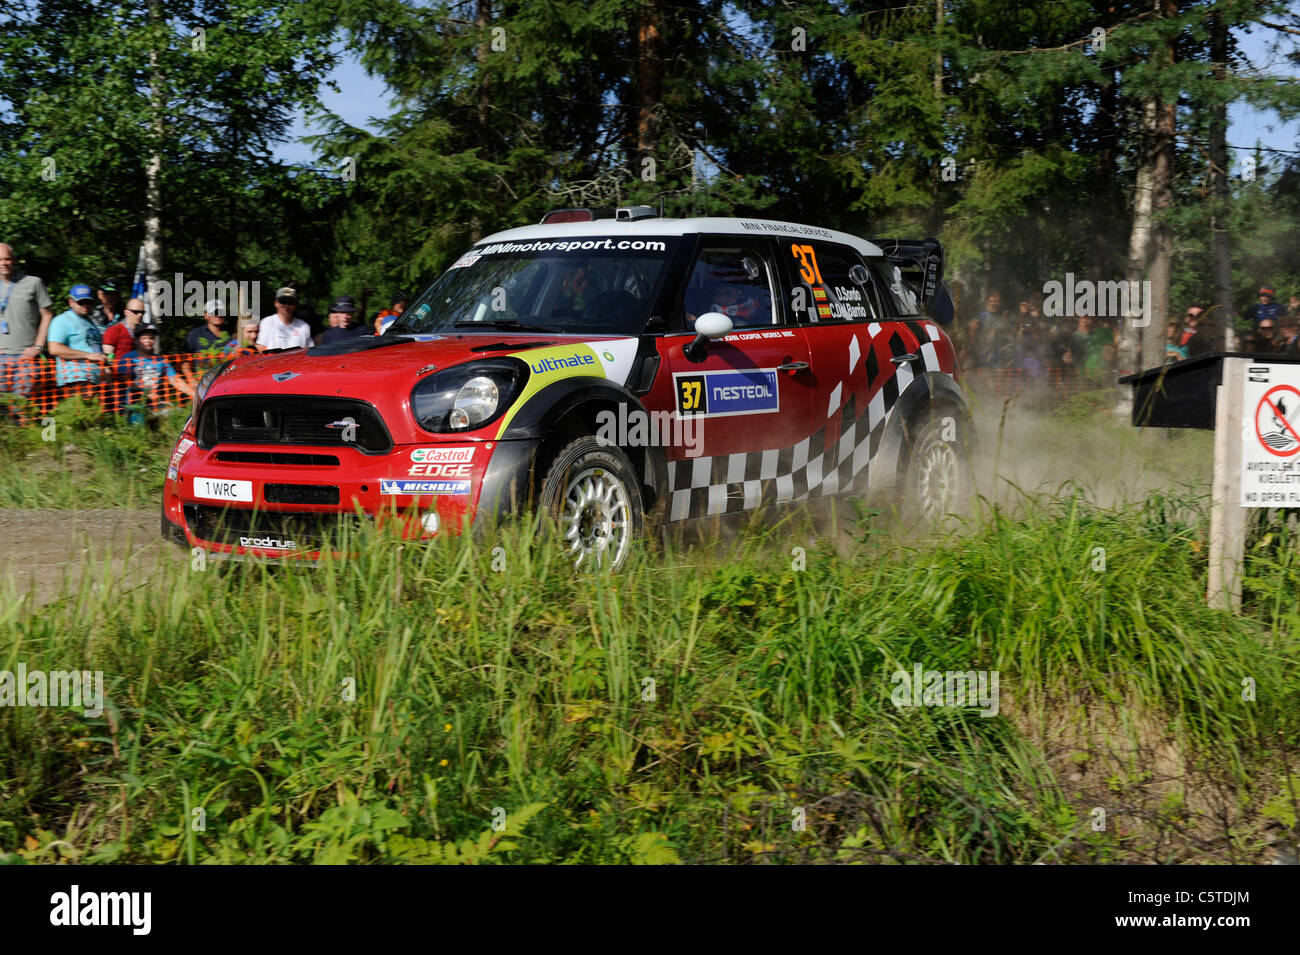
1242 365 1300 506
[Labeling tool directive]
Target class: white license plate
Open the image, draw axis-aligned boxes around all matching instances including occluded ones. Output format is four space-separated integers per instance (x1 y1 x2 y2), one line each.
193 477 253 503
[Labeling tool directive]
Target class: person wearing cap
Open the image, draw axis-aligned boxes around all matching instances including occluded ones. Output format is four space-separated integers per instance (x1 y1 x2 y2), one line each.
224 315 262 357
47 283 108 398
97 281 124 326
317 296 367 345
187 299 229 353
1250 287 1283 326
258 285 313 350
117 323 194 424
179 299 231 385
0 242 55 406
373 292 407 335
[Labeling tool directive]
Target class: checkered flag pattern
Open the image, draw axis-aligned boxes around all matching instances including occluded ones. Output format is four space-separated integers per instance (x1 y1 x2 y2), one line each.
666 322 946 521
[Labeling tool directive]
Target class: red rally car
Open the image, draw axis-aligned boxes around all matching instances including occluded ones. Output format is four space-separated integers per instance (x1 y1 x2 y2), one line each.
162 208 974 569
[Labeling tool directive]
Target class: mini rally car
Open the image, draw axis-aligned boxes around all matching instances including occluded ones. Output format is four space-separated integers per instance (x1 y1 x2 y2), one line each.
162 208 973 569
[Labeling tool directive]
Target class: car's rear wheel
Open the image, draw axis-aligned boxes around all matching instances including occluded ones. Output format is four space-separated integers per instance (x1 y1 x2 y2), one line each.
538 436 643 571
903 411 973 524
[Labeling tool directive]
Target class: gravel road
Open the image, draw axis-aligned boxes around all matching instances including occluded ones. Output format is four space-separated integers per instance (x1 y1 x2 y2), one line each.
0 509 169 606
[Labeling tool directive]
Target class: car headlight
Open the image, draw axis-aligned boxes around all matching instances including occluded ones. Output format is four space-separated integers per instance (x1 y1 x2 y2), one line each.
193 359 233 411
411 359 526 433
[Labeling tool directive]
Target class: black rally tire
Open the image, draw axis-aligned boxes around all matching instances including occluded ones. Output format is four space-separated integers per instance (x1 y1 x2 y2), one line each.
901 409 973 524
537 436 644 571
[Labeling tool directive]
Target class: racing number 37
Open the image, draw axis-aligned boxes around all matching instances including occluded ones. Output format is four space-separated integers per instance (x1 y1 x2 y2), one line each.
677 375 706 416
791 244 824 285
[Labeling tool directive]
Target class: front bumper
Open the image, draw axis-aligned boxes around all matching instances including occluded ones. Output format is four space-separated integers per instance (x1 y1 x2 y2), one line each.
162 435 541 558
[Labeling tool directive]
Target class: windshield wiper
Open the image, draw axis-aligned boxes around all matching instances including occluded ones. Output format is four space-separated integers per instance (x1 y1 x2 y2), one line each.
453 319 552 333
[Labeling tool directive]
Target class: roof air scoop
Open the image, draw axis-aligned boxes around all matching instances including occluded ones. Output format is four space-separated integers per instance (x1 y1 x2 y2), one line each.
615 205 657 221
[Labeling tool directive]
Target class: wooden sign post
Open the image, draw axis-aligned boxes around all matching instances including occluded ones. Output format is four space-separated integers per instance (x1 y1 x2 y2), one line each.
1207 358 1247 611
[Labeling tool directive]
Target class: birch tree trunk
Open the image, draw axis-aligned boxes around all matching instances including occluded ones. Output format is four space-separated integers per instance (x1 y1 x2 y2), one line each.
144 0 165 323
1142 0 1178 373
1144 93 1176 372
1116 95 1155 412
1210 11 1235 351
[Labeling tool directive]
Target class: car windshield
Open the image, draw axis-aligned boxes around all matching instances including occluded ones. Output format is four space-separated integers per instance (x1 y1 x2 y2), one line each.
388 236 678 336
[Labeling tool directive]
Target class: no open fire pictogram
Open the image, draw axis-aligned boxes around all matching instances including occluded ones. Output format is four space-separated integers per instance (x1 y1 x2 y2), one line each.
1253 384 1300 457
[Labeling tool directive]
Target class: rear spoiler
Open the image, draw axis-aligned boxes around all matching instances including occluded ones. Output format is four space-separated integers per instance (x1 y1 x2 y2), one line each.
871 236 954 326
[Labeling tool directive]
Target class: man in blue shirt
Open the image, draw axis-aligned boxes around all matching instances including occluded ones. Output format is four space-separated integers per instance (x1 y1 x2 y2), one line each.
117 324 194 424
317 296 369 345
1250 287 1283 326
47 283 108 397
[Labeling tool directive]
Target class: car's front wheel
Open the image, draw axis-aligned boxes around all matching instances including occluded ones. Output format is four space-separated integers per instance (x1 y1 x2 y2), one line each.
902 410 973 524
538 436 643 571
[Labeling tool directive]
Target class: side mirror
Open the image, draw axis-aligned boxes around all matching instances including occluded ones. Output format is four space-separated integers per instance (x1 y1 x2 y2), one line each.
684 311 733 363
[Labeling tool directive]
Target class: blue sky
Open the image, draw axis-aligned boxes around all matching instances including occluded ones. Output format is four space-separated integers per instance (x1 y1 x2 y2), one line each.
276 26 1300 169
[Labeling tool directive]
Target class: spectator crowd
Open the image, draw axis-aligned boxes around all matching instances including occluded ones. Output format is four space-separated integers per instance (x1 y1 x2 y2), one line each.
0 240 407 422
953 284 1300 387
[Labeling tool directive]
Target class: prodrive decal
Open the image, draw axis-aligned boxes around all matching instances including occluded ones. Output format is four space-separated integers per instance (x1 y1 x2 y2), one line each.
240 536 297 550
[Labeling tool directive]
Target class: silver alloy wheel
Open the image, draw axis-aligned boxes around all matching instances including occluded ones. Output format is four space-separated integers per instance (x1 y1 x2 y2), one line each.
914 434 962 523
559 466 633 569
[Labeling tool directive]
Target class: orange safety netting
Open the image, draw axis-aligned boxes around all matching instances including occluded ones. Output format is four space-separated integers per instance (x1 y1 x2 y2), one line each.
962 366 1117 403
0 351 230 420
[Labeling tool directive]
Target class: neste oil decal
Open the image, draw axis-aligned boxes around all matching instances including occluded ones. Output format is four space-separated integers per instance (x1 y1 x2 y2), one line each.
672 369 780 418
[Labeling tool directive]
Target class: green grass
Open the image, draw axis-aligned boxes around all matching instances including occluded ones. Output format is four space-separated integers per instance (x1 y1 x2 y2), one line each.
0 399 1295 863
2 490 1298 864
0 397 175 509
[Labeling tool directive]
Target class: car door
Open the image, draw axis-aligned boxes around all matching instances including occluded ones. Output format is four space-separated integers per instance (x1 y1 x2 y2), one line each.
658 236 815 521
779 238 932 497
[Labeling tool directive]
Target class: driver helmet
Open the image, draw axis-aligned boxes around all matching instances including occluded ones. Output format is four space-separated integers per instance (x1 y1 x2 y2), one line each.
710 283 759 321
